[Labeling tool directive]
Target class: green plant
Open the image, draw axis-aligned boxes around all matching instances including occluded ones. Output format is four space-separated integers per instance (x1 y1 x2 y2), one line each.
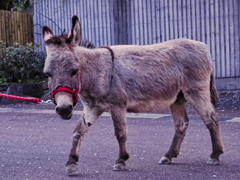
0 41 47 83
12 0 29 12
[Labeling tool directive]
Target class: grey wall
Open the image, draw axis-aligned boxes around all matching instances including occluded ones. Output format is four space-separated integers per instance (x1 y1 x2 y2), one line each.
33 0 240 90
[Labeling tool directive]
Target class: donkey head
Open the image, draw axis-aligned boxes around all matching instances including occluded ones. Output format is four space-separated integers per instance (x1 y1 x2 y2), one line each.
42 16 82 120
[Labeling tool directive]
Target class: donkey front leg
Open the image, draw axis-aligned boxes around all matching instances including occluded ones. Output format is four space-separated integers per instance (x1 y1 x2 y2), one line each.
159 101 189 164
66 107 103 174
110 107 129 171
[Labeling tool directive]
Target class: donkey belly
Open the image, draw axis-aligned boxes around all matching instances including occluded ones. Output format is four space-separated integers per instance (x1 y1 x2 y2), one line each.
126 97 176 113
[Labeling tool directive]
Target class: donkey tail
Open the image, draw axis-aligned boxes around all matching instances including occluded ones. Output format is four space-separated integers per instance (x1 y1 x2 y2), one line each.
210 73 218 106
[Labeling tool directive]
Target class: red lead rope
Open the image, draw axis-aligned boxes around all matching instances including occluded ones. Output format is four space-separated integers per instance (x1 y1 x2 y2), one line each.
0 93 41 104
0 71 81 105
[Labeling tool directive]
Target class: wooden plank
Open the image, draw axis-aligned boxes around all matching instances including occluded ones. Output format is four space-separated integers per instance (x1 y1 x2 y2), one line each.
186 0 191 39
8 12 14 46
20 12 24 45
0 11 3 42
30 13 33 43
55 0 61 34
82 0 88 41
200 0 205 43
93 0 99 45
109 0 115 45
191 0 196 40
89 0 95 44
2 11 7 43
120 0 124 44
113 0 119 45
64 0 70 35
23 12 26 44
219 0 225 77
98 1 107 46
135 0 140 45
160 0 165 41
126 0 132 45
23 13 27 44
195 0 201 41
116 0 119 45
229 0 235 77
12 11 16 44
15 12 20 44
169 0 174 40
210 0 216 71
130 0 135 44
16 11 20 45
134 0 140 45
164 0 169 41
215 0 221 78
233 0 240 76
26 13 30 43
7 11 12 46
155 0 160 43
142 0 145 45
21 12 24 44
151 0 156 44
114 1 122 44
173 0 178 39
142 0 147 45
182 0 187 38
224 0 230 77
106 0 111 45
18 13 23 44
122 0 127 45
27 13 31 43
5 11 10 46
177 0 183 38
145 1 153 44
205 0 210 47
238 0 240 76
29 13 33 43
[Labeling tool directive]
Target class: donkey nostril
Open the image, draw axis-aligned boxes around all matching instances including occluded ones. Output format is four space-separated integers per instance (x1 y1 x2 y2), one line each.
56 107 60 114
56 105 73 115
68 105 73 111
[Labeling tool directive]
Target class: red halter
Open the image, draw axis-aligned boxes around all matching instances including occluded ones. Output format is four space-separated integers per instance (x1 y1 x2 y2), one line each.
51 71 80 106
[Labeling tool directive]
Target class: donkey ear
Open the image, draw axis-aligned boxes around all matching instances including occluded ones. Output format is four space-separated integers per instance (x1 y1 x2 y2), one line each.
42 26 53 42
67 15 82 46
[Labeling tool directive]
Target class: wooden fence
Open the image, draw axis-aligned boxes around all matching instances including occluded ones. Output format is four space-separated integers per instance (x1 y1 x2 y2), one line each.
33 0 240 81
0 10 33 46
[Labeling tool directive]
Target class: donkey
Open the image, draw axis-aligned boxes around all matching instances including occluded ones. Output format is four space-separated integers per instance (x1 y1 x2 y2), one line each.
42 16 224 174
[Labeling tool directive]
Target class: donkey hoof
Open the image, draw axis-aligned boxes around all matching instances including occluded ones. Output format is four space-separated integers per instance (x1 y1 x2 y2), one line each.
66 163 78 174
113 163 126 171
206 158 220 165
159 156 172 164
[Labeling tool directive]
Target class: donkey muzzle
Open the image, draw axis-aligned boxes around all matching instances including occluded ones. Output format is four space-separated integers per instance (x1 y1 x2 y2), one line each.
56 103 73 120
54 92 74 120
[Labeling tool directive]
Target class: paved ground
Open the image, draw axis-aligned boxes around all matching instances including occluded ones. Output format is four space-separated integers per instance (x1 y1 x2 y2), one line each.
0 91 240 180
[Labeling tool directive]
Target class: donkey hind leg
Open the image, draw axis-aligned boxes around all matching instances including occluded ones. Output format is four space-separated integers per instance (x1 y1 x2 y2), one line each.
187 93 224 165
65 107 103 174
110 107 129 171
159 100 189 164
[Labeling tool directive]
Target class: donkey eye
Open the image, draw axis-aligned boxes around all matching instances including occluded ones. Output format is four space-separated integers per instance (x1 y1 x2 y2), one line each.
46 72 52 78
71 69 78 77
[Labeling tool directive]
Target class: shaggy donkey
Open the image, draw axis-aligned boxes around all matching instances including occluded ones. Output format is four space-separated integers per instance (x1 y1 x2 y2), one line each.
42 16 224 174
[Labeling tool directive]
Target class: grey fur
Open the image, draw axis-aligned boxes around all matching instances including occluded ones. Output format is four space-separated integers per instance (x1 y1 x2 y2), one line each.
42 16 224 173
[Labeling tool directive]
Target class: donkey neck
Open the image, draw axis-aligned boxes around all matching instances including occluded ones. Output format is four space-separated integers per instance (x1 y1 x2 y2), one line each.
75 46 114 99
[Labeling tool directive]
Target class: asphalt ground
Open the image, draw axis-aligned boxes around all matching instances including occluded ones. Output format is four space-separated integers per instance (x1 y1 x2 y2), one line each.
0 91 240 180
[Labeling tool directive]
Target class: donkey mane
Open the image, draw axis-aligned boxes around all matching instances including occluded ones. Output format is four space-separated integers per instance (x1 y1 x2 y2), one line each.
81 39 96 49
45 33 95 49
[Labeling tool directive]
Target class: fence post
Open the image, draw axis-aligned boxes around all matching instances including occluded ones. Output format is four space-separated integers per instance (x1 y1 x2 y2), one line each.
0 10 33 46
